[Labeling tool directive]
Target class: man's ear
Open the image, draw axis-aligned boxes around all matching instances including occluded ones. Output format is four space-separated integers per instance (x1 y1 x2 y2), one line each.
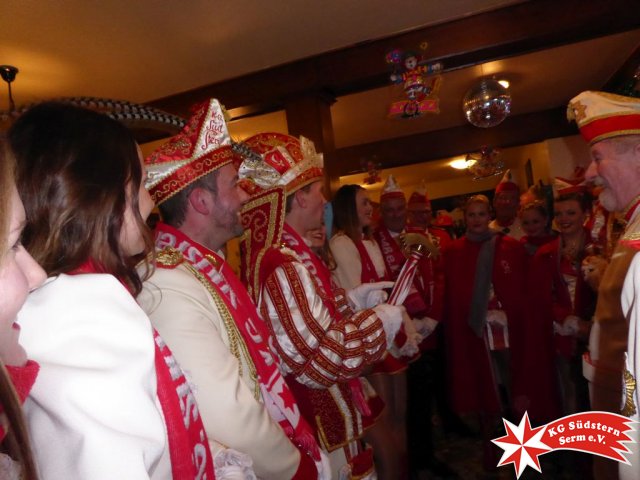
188 187 213 216
293 188 307 209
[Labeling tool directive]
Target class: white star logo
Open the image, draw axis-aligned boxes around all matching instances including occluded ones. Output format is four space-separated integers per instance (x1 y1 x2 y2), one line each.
492 412 552 478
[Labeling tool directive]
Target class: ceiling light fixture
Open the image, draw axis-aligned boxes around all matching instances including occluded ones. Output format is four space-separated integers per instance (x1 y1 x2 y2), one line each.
498 79 510 89
450 158 475 170
0 65 19 113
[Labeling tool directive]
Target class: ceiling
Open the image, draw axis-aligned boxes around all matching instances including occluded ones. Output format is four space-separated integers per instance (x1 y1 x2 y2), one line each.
2 0 640 191
1 0 521 108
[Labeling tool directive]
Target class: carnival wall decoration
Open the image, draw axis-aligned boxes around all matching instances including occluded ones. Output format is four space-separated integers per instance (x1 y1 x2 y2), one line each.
386 43 443 119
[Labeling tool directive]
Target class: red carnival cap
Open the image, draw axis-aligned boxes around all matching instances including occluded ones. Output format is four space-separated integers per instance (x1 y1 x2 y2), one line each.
380 175 406 203
407 180 431 209
145 99 237 204
567 91 640 145
495 169 520 194
237 132 324 195
554 166 588 195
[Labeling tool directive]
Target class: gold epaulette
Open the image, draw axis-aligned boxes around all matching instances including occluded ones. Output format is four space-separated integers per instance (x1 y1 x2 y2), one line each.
155 246 184 269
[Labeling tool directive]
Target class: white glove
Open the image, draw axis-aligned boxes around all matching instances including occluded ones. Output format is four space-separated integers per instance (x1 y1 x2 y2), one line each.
555 315 581 336
486 309 508 328
316 449 332 480
396 311 422 357
214 448 257 480
372 303 405 348
413 316 439 339
347 281 394 310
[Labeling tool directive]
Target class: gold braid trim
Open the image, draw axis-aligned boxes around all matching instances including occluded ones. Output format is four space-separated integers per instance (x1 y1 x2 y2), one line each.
155 246 184 268
182 262 261 401
622 369 637 417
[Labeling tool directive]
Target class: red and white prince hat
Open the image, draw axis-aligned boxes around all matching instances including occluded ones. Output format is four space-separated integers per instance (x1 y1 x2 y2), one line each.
380 175 406 203
567 91 640 145
145 98 236 204
495 169 519 194
407 180 431 209
237 132 324 195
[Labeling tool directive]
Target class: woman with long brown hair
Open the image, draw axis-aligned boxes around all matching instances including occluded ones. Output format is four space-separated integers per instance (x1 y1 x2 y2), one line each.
0 139 46 480
9 102 218 480
329 184 413 480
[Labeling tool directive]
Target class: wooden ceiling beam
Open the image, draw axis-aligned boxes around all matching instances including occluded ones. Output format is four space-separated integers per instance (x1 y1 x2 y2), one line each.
328 107 577 177
149 0 640 117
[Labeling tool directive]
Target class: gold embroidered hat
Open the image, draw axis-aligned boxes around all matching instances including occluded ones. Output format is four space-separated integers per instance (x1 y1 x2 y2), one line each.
567 91 640 145
145 98 237 204
237 132 324 195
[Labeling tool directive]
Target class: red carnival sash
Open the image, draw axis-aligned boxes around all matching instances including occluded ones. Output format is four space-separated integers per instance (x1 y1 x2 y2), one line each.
155 223 320 461
0 360 39 441
70 261 214 480
353 240 386 283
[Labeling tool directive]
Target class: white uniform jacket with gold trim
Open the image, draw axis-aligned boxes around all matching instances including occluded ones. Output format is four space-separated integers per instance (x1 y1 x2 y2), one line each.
139 261 303 480
619 252 640 480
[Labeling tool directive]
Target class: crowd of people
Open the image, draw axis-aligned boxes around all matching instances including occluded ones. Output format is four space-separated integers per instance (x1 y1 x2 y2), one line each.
0 89 639 480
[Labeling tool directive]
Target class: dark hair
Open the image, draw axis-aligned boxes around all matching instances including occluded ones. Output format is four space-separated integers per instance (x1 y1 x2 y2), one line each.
9 102 153 296
332 184 369 241
554 191 592 213
0 139 14 256
158 170 219 227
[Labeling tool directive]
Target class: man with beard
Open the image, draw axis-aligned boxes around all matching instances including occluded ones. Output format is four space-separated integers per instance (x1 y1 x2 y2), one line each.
489 170 525 240
567 91 640 480
139 99 324 479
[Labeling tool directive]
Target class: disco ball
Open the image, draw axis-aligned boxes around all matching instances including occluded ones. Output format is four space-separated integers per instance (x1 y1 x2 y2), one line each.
462 78 511 128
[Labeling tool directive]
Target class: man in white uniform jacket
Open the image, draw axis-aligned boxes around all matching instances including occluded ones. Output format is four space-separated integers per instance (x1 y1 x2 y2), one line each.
139 99 324 480
567 90 640 480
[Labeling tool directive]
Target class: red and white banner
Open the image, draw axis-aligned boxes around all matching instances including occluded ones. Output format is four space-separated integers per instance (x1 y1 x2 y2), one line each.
493 411 636 478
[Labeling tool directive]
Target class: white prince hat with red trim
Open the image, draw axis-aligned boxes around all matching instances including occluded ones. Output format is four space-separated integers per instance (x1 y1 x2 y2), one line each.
567 91 640 145
380 175 406 203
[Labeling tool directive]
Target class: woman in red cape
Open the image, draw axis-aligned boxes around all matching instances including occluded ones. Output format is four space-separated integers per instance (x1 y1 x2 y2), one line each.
442 195 527 470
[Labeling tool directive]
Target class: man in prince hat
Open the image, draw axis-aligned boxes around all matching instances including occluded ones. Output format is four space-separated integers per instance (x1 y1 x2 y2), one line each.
237 133 405 479
489 169 525 240
139 99 324 480
373 176 458 478
407 180 452 249
567 91 640 480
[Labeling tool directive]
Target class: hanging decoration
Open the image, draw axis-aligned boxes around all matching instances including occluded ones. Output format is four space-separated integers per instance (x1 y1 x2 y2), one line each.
465 145 504 180
617 65 640 99
361 158 382 185
386 42 443 119
462 77 512 128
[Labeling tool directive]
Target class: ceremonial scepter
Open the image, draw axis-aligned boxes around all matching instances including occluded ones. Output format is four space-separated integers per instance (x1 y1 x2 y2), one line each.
387 232 439 306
